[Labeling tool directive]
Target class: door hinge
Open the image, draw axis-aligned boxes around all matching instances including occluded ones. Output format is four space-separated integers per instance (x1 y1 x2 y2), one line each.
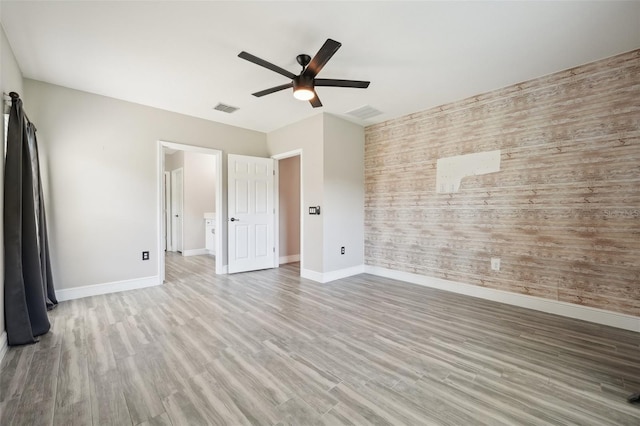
273 170 275 175
273 247 275 253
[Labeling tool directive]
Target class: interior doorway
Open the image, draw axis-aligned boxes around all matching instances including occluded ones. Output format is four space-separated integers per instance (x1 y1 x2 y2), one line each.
273 150 303 274
163 171 170 251
157 141 223 282
170 167 184 253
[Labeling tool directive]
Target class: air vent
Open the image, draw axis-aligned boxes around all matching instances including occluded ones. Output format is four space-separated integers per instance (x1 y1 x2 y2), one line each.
213 103 239 113
346 105 382 120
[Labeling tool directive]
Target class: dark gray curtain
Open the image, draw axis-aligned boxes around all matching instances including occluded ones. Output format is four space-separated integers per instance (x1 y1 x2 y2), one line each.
4 94 57 346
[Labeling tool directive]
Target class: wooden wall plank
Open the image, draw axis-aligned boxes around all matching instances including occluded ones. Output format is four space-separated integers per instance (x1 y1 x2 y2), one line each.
364 49 640 316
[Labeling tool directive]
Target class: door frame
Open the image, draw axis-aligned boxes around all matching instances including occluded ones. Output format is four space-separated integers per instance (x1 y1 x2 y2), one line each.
157 140 224 282
272 149 303 272
170 167 184 253
164 171 171 251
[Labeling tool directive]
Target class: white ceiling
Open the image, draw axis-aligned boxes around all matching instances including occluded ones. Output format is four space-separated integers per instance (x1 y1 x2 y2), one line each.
1 1 639 133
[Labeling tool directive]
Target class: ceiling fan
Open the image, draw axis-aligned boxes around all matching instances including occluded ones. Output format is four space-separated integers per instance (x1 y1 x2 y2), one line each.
238 38 370 108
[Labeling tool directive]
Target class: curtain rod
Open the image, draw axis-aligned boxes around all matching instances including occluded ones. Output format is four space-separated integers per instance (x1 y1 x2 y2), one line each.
3 91 19 102
3 91 33 124
3 91 21 105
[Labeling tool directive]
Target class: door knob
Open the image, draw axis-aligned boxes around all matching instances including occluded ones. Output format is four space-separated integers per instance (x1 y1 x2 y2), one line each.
175 214 179 217
230 217 239 222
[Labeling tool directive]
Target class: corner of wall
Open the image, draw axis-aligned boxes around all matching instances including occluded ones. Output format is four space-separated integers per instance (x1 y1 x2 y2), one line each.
322 114 365 274
301 264 364 284
267 113 325 273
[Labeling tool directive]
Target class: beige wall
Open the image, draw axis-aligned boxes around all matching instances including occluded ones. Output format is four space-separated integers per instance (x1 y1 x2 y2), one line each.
183 151 216 251
365 49 640 317
25 79 266 290
268 114 324 272
279 155 300 258
268 113 365 275
0 23 24 337
323 114 364 272
164 150 183 172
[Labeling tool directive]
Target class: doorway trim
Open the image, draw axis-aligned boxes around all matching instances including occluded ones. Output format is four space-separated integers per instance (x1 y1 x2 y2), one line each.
170 167 184 253
272 149 303 271
157 140 224 282
164 171 171 251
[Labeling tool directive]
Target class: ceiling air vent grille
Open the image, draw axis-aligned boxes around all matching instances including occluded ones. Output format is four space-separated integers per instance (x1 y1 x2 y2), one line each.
213 103 239 113
346 105 382 120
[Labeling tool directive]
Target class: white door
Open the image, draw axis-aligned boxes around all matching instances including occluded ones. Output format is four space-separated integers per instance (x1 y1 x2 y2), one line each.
171 168 183 253
228 154 275 273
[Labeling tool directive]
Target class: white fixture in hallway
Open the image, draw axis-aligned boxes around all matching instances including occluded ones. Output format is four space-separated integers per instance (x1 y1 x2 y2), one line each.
205 216 216 255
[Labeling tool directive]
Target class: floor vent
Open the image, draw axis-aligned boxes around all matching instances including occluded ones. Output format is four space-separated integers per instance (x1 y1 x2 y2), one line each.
346 105 382 120
213 103 239 113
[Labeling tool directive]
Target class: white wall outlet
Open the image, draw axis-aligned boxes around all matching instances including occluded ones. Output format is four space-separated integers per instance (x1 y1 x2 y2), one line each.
491 257 501 271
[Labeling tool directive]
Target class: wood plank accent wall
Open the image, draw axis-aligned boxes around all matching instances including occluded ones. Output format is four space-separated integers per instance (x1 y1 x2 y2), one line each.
364 49 640 317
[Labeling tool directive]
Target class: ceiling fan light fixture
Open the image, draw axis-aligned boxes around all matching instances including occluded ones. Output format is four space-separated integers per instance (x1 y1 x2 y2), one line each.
293 75 315 101
293 88 314 101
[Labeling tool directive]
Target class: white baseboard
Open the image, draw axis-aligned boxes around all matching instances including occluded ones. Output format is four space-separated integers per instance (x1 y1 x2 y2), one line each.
301 265 365 284
324 265 365 283
279 254 300 264
207 249 216 256
364 265 640 333
0 331 7 364
182 249 210 257
55 276 161 302
301 268 324 282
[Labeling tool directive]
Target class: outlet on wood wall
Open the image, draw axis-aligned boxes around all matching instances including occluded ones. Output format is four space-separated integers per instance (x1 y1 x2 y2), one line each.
365 49 640 317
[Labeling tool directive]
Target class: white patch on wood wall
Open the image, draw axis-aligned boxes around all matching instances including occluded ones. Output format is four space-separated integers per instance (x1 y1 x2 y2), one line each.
436 150 501 193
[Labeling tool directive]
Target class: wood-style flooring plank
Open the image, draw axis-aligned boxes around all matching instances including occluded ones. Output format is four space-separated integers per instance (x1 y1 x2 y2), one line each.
137 412 173 426
162 389 210 426
88 370 132 426
0 397 20 425
117 355 165 425
55 344 89 409
0 252 638 425
52 399 92 426
0 344 37 402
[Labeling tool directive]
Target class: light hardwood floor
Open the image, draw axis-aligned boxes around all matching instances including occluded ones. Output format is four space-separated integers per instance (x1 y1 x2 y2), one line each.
1 253 639 425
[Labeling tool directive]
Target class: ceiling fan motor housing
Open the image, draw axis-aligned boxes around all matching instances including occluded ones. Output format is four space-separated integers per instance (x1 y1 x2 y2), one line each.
293 74 314 91
296 54 311 68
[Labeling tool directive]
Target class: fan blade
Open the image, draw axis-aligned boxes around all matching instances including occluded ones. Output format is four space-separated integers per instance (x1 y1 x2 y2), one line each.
310 92 323 108
238 51 296 80
303 39 341 78
315 79 370 88
252 83 293 97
